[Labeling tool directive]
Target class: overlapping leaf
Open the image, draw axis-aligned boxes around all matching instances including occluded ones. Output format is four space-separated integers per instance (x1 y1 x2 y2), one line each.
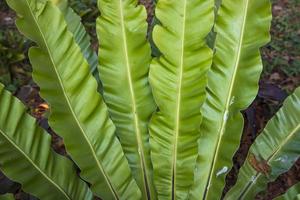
51 0 101 87
149 0 214 199
225 87 300 199
96 0 156 199
5 0 141 199
0 84 93 200
189 0 272 199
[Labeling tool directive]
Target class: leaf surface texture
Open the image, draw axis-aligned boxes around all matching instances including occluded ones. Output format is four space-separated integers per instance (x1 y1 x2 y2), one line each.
52 0 100 85
189 0 272 199
0 84 93 200
96 0 156 199
5 0 141 199
149 0 214 199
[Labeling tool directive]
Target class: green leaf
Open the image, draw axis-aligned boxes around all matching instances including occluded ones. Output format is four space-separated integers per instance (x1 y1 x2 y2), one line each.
0 84 93 200
96 0 156 199
225 87 300 199
149 0 214 199
189 0 272 199
5 0 141 199
51 0 101 88
275 182 300 200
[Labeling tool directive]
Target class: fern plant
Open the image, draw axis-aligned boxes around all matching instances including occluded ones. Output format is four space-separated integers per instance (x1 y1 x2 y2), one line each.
1 0 300 199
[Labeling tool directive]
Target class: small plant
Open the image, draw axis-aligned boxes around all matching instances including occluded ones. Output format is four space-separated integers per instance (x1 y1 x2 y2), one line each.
0 0 300 199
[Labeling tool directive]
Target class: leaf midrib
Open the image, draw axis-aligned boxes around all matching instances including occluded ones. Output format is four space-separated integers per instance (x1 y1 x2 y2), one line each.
118 0 150 198
25 1 118 199
172 1 187 199
238 122 300 199
0 128 70 200
203 0 249 199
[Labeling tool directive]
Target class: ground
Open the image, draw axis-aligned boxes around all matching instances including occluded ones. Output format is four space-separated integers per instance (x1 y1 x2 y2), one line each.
0 0 299 199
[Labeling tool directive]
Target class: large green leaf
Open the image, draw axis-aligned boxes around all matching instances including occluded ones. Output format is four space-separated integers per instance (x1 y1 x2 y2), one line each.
96 0 156 199
0 84 93 200
6 0 141 199
189 0 272 199
275 182 300 200
149 0 214 199
225 87 300 199
51 0 101 87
